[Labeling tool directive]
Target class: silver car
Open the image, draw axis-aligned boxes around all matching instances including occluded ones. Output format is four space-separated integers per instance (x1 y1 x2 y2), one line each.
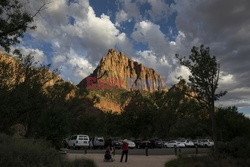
164 140 185 148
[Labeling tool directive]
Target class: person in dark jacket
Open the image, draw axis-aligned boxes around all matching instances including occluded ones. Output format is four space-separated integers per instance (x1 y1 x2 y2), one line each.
120 139 129 162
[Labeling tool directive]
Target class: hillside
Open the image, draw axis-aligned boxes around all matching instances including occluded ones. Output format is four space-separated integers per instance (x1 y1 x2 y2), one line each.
0 49 186 113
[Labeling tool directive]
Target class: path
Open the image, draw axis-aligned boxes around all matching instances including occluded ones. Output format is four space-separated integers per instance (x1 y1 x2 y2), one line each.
66 153 176 167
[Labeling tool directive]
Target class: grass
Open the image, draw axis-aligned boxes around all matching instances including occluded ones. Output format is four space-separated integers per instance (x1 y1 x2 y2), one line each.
0 133 96 167
165 156 250 167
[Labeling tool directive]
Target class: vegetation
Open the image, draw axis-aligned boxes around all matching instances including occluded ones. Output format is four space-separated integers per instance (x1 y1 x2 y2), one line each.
0 0 47 52
165 156 250 167
1 51 250 147
0 133 96 167
176 45 227 149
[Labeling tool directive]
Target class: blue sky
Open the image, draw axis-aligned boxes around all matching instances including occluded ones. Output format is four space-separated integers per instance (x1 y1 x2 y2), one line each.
9 0 250 117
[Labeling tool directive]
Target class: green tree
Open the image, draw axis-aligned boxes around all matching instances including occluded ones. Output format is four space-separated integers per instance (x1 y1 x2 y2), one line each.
38 109 70 149
176 45 227 150
0 0 47 52
216 106 250 141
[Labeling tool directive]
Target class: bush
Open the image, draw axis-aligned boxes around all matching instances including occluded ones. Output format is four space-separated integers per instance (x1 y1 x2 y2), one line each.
217 137 250 159
0 134 96 167
165 156 250 167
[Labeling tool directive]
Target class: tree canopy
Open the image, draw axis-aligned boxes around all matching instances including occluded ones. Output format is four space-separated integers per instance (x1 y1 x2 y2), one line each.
0 0 46 52
176 45 227 150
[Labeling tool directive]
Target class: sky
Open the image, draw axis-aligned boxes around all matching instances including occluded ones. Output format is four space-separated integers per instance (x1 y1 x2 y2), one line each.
10 0 250 117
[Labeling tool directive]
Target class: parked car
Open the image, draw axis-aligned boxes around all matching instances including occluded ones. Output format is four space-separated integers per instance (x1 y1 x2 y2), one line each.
139 140 151 149
124 139 136 149
192 139 200 147
90 136 104 149
67 134 89 149
113 140 122 149
164 140 185 148
155 140 164 148
178 139 194 147
199 139 214 147
134 139 143 149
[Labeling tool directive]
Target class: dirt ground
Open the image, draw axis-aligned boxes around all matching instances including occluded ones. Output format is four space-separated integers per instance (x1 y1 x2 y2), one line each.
66 153 176 167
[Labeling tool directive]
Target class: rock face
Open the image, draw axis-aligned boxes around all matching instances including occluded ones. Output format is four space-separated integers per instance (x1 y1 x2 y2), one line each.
78 49 168 92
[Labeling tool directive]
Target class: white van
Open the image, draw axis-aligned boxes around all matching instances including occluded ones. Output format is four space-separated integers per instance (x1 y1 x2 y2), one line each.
90 136 105 149
67 134 89 149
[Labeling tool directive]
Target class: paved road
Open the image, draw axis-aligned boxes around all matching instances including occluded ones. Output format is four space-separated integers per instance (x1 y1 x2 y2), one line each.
67 147 211 155
66 153 177 167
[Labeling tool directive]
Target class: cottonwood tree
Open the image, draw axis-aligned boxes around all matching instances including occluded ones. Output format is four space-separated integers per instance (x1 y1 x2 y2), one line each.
176 45 227 151
0 0 47 52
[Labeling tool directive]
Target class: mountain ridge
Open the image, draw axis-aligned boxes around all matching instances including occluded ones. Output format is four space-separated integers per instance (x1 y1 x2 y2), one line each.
78 49 168 92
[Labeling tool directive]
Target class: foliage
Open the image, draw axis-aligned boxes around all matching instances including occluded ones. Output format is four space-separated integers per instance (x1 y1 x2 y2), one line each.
1 51 250 147
37 109 70 149
165 156 250 167
0 0 46 52
0 133 96 167
0 54 74 147
216 106 250 141
176 45 227 144
217 137 250 159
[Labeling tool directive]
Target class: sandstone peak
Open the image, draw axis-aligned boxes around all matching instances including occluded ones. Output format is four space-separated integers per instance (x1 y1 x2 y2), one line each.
78 49 168 92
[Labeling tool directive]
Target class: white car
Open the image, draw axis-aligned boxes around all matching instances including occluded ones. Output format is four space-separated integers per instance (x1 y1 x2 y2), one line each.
192 139 200 147
124 139 136 149
90 136 104 149
178 139 194 147
164 140 185 148
199 139 214 147
67 134 89 149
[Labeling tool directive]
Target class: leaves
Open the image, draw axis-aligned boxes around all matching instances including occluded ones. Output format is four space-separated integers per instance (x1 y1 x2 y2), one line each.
0 0 46 52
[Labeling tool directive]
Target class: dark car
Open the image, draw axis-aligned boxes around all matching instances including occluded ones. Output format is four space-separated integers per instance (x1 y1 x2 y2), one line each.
113 140 122 149
149 140 156 148
138 140 151 149
134 139 142 149
155 140 164 148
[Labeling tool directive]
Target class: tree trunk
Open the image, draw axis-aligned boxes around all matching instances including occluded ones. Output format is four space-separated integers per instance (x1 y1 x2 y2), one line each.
209 100 217 153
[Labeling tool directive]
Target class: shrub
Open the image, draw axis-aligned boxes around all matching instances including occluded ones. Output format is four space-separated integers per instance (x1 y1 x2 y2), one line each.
217 137 250 158
165 156 250 167
0 134 96 167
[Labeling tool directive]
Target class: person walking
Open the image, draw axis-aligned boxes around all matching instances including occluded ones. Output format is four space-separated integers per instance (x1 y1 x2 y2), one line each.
120 139 129 162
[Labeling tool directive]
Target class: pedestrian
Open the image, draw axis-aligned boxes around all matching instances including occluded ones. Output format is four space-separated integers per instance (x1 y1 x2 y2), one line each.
105 139 114 161
120 139 129 162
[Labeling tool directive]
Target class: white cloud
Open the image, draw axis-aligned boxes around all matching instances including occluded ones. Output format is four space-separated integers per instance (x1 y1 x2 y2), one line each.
132 21 169 56
218 72 237 90
14 46 47 65
116 10 129 24
23 0 132 83
52 48 94 83
168 65 191 85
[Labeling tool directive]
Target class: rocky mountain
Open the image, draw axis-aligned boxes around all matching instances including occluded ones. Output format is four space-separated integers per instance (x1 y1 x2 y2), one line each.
78 49 168 92
0 49 177 113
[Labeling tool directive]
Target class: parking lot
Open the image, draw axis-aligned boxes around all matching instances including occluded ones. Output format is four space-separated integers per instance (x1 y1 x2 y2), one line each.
67 147 211 155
